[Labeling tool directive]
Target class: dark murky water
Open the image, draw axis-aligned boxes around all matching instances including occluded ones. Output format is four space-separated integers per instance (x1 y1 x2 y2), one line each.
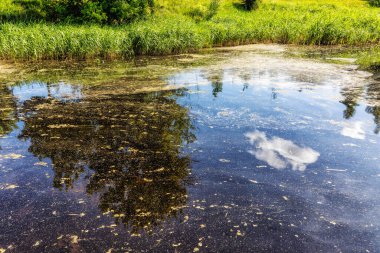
1 46 380 252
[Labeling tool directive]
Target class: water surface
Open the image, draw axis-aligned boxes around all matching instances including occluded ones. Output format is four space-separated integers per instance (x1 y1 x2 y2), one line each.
0 46 380 252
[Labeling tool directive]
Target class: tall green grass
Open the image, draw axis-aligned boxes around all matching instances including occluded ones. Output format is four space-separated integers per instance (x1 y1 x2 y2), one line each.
0 0 380 60
205 4 380 46
356 47 380 70
0 17 210 60
0 23 133 59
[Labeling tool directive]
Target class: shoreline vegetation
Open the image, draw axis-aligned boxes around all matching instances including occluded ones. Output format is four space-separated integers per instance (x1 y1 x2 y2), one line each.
0 0 379 69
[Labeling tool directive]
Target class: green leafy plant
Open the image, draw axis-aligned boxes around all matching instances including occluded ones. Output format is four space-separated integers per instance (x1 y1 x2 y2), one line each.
206 0 220 20
369 0 380 7
13 0 154 24
186 0 219 22
243 0 259 10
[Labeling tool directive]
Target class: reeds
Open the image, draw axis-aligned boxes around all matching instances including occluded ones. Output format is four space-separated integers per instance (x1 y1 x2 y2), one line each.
0 0 379 60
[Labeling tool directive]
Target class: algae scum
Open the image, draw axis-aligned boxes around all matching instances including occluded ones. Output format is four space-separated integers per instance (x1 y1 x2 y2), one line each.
0 46 380 252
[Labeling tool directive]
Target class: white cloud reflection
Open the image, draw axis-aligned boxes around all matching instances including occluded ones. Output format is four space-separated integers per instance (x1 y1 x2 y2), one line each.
245 131 320 171
341 122 365 140
328 120 366 140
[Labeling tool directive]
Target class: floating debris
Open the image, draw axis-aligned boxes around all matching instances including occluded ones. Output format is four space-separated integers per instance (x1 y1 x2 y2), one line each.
33 241 42 247
217 110 232 117
47 124 79 129
70 235 79 244
236 230 243 236
68 213 85 217
0 184 19 190
152 167 165 173
0 153 25 160
34 161 48 167
256 165 267 168
326 169 347 172
342 143 360 147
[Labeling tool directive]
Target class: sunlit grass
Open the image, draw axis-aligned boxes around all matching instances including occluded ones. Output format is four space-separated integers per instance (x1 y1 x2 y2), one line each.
356 47 380 70
0 0 379 66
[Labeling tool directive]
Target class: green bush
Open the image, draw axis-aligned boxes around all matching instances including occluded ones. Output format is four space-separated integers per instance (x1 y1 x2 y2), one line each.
13 0 154 24
369 0 380 7
186 0 219 22
186 6 207 23
206 0 220 20
243 0 259 10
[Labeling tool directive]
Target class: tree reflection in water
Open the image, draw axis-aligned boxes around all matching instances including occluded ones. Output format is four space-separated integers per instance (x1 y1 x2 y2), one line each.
365 82 380 134
0 85 18 136
202 70 224 98
18 84 195 231
340 80 380 134
340 86 363 119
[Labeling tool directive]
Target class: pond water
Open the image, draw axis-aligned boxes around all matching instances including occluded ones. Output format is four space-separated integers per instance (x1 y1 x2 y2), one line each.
0 46 380 252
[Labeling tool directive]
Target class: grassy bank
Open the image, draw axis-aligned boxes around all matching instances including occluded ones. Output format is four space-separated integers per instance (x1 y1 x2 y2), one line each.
0 0 380 68
356 49 380 70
